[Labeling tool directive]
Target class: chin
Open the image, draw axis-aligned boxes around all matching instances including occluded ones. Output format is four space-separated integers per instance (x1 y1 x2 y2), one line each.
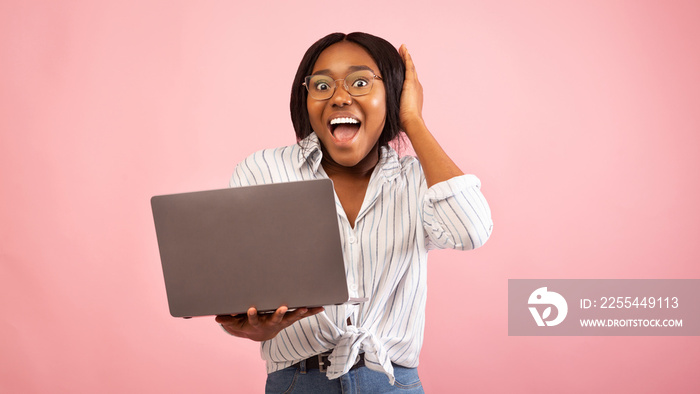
327 150 365 167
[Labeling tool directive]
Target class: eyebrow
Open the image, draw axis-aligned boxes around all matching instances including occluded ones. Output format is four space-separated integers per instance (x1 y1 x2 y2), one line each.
311 65 376 76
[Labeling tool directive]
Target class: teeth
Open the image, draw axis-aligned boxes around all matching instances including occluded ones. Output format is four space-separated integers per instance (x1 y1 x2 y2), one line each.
330 117 359 125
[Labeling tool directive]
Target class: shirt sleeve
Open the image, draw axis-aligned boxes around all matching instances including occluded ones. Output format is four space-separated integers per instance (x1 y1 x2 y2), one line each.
422 174 493 251
229 151 264 187
229 163 247 188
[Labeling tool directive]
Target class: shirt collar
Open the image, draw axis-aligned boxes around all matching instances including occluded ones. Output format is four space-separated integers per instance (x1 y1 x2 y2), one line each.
296 132 323 173
296 132 402 183
375 145 401 183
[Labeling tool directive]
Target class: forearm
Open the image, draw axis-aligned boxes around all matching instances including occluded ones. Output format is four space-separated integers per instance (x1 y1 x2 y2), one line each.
403 117 463 188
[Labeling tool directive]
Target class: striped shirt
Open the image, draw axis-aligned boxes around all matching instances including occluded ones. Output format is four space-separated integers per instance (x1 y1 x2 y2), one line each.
229 133 493 384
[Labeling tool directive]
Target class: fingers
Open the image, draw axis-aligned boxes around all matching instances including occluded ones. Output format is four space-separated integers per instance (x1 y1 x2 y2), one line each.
283 306 324 325
399 44 408 62
307 307 325 316
215 315 227 324
400 44 417 76
292 307 309 318
216 314 249 338
247 307 260 326
217 306 319 322
216 306 325 338
270 306 288 325
215 314 245 325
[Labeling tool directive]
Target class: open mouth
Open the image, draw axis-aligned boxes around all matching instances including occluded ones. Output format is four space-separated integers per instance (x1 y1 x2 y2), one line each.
329 117 361 142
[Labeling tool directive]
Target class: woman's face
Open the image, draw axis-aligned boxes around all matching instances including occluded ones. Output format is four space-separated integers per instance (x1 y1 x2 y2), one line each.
307 41 386 168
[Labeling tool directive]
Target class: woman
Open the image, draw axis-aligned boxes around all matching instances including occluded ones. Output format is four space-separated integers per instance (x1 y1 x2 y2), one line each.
216 32 493 393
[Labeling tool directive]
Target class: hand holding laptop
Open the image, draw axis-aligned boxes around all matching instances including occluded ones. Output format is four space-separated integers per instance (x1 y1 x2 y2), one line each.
216 306 324 342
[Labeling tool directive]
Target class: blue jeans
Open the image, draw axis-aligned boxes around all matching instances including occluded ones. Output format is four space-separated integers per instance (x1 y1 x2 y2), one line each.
265 361 424 394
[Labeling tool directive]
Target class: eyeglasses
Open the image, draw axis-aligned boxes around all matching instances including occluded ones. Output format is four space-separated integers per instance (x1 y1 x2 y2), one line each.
303 70 383 100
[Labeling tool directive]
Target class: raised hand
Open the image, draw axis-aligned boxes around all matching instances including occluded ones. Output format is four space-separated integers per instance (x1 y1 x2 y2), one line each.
399 44 425 132
396 44 464 187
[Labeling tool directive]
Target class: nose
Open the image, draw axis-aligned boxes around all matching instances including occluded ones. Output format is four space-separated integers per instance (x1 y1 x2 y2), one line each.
330 79 352 107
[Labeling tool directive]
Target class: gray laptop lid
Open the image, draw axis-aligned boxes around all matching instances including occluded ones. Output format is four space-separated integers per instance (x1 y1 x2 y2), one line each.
151 179 352 318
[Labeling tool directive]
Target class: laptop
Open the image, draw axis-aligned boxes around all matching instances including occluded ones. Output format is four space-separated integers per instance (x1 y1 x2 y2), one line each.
151 178 365 318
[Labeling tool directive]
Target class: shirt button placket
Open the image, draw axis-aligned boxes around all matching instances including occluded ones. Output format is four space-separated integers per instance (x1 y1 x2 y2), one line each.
347 227 361 299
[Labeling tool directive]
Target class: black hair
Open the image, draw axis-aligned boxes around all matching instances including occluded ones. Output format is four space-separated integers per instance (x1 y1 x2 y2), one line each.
290 32 405 149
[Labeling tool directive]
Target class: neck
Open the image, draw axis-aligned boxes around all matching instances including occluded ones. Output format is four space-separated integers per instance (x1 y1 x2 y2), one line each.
320 143 380 179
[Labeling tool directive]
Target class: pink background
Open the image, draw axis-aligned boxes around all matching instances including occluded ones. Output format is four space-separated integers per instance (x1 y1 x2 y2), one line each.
2 1 699 393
